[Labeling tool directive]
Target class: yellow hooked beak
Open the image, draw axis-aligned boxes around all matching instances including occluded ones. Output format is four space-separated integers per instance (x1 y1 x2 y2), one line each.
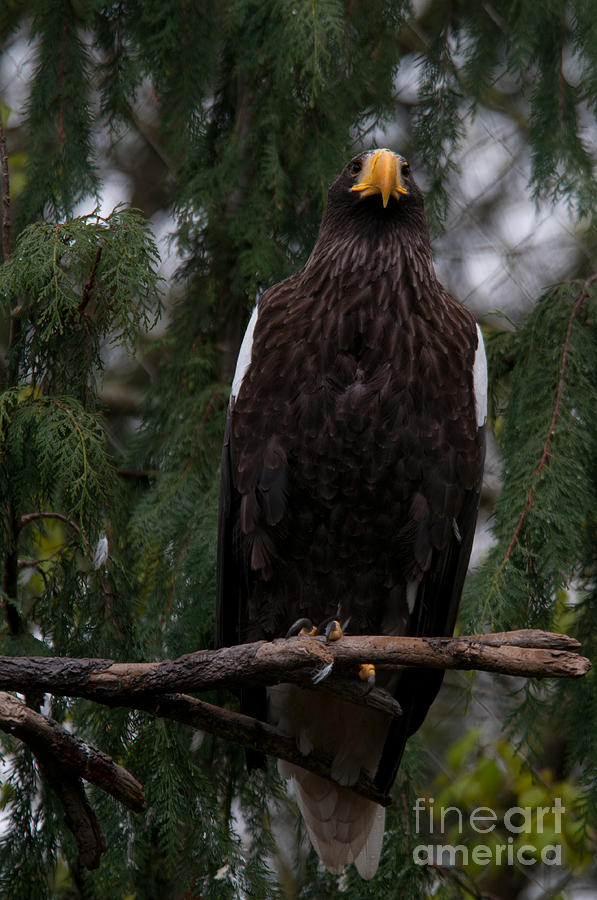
350 149 408 208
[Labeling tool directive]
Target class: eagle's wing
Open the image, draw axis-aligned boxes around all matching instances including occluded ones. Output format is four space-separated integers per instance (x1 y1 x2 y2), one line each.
374 321 487 792
216 301 260 651
375 426 486 795
216 300 283 766
215 403 244 652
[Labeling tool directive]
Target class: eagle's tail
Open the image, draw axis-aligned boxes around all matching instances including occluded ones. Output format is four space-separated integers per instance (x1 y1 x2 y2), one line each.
281 763 385 877
269 685 391 878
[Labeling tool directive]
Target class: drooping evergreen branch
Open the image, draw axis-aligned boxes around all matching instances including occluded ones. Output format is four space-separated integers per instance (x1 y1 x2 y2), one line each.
469 271 597 633
505 273 597 568
0 691 145 869
0 123 23 637
0 117 10 261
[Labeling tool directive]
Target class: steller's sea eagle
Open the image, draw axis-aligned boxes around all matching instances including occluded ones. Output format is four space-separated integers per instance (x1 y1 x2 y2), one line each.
216 148 487 878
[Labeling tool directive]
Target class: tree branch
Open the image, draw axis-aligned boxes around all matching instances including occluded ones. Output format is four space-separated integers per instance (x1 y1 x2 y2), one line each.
0 630 584 703
0 691 145 813
0 691 145 869
126 691 392 807
37 755 107 870
0 630 588 868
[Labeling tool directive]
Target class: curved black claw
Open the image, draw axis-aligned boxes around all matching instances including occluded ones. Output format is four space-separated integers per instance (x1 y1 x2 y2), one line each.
309 616 344 641
285 617 316 638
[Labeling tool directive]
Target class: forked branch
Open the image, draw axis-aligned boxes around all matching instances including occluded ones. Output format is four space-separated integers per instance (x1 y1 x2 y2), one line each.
0 629 589 868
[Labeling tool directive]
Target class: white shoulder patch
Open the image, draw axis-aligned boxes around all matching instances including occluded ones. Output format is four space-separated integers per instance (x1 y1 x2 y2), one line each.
473 323 488 427
231 305 258 401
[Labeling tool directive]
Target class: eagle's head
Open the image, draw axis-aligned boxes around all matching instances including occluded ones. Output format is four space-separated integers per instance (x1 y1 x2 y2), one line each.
335 149 423 206
349 148 411 207
319 148 428 249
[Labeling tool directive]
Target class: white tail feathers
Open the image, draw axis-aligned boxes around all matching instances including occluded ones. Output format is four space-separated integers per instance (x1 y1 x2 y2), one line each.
283 764 385 877
355 803 386 878
269 684 391 878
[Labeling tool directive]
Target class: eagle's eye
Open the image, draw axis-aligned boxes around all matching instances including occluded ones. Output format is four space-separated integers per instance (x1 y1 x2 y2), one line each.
350 160 362 176
402 162 410 177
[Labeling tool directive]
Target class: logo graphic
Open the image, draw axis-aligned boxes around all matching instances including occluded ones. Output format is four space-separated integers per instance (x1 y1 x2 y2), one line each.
412 797 565 867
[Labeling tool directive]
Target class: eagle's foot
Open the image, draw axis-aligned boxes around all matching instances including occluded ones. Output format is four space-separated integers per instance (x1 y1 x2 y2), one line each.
323 619 343 642
359 663 376 692
285 618 317 638
285 617 344 642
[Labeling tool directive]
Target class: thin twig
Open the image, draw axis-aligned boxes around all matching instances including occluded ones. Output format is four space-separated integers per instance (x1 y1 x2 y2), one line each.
116 468 158 481
18 548 64 568
21 510 81 532
19 510 122 643
78 244 103 313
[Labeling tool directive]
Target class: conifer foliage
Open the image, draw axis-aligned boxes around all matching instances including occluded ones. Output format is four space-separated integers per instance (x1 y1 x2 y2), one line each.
0 1 596 897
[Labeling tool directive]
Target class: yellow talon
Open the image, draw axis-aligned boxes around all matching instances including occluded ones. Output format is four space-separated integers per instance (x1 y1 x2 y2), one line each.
299 624 317 637
359 663 376 682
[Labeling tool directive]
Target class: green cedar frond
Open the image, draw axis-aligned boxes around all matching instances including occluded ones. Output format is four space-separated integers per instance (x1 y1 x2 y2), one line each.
464 276 597 631
0 745 59 900
0 206 161 398
413 37 466 231
4 393 114 522
93 4 143 128
18 0 99 224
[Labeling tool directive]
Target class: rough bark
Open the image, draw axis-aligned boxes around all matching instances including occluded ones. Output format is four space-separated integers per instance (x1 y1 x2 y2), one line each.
0 629 589 869
0 630 588 701
0 691 145 812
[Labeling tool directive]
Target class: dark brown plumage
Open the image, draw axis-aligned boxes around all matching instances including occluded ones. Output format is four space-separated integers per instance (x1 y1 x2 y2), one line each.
217 149 486 877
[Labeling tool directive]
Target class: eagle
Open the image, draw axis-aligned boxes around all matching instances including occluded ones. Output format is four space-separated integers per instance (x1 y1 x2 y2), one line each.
216 148 487 878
